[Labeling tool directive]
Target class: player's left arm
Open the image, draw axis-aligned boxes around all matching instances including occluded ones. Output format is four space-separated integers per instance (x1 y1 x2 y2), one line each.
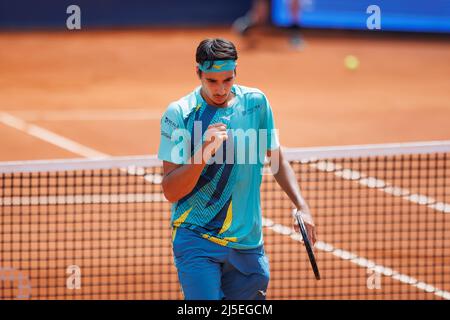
268 147 317 245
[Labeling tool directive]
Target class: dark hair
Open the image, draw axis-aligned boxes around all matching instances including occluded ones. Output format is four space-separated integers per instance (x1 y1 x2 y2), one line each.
196 38 238 74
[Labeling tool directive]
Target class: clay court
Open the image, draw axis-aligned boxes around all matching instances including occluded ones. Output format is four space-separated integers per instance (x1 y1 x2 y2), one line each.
1 29 450 160
1 28 449 299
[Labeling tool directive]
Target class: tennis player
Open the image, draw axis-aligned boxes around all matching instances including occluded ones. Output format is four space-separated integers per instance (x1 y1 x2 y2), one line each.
158 38 316 300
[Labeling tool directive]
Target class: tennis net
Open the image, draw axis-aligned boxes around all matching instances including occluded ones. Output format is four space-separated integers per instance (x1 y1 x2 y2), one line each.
1 141 449 299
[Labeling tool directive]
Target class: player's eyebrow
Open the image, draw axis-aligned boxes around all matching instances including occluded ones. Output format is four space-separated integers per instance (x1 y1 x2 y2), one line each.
205 77 234 82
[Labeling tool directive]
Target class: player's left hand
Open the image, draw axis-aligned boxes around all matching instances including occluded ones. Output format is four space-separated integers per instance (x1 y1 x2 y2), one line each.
293 208 317 247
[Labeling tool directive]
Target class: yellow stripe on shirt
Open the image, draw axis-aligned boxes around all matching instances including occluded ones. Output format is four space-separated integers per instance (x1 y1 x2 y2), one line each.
173 207 193 227
218 201 233 235
172 227 178 242
202 234 238 247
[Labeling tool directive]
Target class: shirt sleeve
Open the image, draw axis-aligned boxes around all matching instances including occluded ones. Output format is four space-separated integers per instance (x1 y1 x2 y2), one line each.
157 103 189 164
260 93 280 151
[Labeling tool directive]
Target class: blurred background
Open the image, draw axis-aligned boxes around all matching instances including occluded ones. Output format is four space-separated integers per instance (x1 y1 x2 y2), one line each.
0 0 449 160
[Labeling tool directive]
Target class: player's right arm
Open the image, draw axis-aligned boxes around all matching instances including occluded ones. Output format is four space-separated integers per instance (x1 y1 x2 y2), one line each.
162 123 227 202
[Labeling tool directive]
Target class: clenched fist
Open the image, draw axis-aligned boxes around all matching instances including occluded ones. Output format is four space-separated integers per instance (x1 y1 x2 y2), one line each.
203 123 228 161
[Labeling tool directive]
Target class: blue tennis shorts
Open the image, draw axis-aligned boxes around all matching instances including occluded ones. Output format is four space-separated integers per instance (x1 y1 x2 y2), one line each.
172 227 270 300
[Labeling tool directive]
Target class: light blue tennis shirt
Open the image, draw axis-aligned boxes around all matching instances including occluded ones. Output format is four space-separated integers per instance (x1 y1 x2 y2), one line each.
158 85 279 249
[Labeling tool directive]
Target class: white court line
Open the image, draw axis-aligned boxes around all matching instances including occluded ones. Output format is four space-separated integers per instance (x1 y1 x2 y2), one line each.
310 160 450 214
263 217 450 300
0 112 161 182
8 109 163 121
285 141 450 160
0 112 108 158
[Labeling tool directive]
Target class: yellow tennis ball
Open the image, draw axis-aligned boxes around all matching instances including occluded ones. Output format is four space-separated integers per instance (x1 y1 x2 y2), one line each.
344 55 359 70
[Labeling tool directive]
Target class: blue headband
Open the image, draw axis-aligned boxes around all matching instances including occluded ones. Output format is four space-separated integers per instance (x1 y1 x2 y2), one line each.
198 60 236 73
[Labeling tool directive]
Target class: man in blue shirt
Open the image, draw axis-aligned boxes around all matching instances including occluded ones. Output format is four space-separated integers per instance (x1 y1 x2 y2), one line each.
158 38 316 300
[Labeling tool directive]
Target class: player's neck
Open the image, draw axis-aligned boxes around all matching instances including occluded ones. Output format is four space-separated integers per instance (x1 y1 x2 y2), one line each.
200 88 235 108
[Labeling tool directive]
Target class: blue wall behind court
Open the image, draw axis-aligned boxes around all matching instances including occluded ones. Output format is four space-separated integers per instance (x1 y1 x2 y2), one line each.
272 0 450 33
0 0 252 29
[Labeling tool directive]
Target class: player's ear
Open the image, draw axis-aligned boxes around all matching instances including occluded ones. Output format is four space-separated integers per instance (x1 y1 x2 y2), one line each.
196 66 202 79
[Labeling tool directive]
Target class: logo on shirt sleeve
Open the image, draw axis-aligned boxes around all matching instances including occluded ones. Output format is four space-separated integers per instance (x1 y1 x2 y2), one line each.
164 116 179 130
242 104 261 116
161 130 172 140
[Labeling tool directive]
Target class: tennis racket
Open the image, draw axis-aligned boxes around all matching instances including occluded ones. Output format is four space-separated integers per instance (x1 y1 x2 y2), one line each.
294 211 321 280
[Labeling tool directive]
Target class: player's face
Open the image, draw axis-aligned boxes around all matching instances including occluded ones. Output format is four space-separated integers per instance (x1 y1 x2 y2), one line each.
198 69 236 106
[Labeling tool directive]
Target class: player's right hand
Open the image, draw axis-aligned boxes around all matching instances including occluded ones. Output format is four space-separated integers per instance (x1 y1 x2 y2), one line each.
203 123 228 161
